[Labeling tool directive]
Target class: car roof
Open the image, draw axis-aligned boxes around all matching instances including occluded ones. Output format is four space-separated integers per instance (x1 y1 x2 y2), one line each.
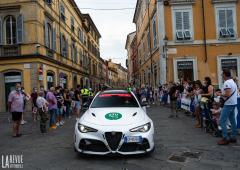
100 89 130 94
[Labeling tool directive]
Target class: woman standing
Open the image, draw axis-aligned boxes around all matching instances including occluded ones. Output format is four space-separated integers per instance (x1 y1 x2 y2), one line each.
63 89 72 119
202 77 214 99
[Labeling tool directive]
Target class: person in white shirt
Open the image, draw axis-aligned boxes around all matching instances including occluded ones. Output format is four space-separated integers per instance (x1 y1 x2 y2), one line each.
218 69 238 145
36 91 49 133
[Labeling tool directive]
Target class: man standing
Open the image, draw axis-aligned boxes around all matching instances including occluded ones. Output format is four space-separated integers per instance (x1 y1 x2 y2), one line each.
168 82 178 118
8 83 24 137
46 87 57 130
218 69 238 145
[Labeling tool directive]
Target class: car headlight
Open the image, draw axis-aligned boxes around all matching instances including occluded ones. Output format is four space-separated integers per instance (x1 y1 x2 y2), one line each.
78 123 98 133
130 122 151 133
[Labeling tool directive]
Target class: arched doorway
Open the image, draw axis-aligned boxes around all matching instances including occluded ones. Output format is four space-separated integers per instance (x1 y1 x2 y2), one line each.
4 71 22 110
47 72 55 90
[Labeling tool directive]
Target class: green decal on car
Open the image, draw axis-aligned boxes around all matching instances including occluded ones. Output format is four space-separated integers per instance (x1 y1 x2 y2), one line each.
105 112 122 120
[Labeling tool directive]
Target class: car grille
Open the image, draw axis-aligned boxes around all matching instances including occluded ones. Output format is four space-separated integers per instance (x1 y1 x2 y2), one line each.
105 132 122 151
119 138 150 152
79 139 109 152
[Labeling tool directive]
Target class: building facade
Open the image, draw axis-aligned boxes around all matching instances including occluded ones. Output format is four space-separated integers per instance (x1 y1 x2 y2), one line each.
160 0 240 87
131 0 240 88
126 32 140 87
0 0 104 112
133 0 161 88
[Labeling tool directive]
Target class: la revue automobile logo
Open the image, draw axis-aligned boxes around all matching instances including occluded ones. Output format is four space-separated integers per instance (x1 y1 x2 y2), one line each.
1 155 23 169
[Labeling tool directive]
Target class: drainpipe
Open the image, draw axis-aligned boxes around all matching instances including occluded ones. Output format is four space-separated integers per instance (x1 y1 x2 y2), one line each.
201 0 208 63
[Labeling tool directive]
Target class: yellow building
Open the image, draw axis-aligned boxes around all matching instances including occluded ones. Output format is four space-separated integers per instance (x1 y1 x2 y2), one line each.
0 0 102 112
133 0 240 87
133 0 161 88
107 59 128 88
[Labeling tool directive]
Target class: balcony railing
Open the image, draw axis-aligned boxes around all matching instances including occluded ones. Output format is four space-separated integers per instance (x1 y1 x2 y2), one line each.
0 45 20 57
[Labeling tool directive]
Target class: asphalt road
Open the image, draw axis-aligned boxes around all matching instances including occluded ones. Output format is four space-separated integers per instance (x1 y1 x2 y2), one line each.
1 105 240 170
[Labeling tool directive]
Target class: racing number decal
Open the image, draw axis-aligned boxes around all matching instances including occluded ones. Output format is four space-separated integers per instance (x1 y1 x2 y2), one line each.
105 112 122 120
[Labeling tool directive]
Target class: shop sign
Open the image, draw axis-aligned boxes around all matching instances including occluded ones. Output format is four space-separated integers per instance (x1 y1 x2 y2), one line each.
5 76 22 83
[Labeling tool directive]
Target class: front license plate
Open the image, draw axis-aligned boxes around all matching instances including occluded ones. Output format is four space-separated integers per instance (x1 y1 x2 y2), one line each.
124 136 142 143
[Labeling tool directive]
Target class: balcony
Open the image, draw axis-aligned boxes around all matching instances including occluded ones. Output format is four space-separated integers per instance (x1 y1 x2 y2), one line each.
169 0 196 5
46 48 54 58
0 45 20 57
211 0 238 3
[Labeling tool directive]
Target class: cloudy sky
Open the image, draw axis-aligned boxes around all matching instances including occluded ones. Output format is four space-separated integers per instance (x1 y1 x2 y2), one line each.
76 0 137 68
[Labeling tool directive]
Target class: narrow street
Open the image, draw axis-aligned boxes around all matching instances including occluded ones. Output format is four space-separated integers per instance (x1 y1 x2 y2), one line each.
1 105 239 170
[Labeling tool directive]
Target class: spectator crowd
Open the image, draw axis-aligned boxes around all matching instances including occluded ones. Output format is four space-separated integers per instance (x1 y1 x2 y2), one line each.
7 69 240 145
8 84 94 137
131 69 240 145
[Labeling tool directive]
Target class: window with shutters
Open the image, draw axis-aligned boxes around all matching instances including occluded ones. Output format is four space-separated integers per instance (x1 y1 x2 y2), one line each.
60 4 66 22
173 8 193 41
44 18 55 50
60 34 67 57
80 50 83 67
71 17 74 32
5 16 16 45
78 28 83 43
216 6 236 39
46 23 52 49
152 13 158 49
71 40 77 63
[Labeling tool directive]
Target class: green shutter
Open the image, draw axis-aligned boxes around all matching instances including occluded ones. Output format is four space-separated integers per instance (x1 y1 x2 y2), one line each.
52 28 56 51
45 20 49 47
60 33 63 55
17 14 24 43
66 38 68 58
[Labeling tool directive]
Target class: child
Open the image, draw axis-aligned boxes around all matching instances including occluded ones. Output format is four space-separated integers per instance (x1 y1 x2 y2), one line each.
210 101 221 128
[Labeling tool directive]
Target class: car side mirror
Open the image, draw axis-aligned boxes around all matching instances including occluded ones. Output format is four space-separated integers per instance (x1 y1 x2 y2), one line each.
83 102 90 108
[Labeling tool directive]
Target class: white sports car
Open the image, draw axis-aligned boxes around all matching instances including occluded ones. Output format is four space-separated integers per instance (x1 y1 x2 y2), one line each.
74 90 155 155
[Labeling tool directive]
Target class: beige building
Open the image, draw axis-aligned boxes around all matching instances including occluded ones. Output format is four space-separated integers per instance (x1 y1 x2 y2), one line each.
106 59 128 88
133 0 161 88
0 0 104 112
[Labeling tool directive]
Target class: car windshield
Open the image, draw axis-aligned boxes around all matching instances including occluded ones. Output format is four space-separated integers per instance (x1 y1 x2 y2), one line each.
90 93 139 108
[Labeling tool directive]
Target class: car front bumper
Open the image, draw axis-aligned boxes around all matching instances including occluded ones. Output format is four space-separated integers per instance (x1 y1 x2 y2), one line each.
74 125 154 155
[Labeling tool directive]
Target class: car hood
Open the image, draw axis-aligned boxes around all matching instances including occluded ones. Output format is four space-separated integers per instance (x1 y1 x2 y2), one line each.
82 107 146 126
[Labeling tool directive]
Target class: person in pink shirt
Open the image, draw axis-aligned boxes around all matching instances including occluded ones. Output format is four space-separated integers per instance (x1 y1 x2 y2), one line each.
8 83 24 137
